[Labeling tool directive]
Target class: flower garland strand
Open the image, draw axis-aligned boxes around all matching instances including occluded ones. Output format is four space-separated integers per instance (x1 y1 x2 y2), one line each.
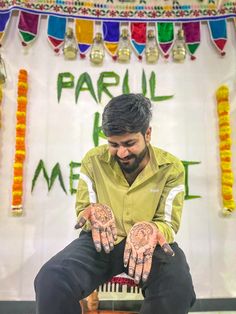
11 69 28 216
216 85 235 216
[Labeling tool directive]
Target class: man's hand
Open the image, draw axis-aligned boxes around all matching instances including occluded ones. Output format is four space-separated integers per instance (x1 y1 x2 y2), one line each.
124 222 174 284
75 203 117 253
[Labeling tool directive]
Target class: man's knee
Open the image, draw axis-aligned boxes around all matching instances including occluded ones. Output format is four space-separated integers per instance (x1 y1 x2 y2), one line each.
34 261 83 300
35 262 63 297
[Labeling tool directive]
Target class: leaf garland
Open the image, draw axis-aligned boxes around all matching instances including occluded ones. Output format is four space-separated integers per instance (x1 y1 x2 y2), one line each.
31 160 67 194
149 71 173 102
93 112 107 147
57 72 74 103
31 159 49 192
142 69 147 96
69 161 81 195
97 72 120 103
75 72 98 104
122 69 130 94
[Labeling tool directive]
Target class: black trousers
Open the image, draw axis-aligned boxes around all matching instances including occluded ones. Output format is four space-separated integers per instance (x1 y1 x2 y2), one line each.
34 231 196 314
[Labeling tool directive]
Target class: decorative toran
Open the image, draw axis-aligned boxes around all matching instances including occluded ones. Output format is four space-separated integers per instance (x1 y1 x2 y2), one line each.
11 69 28 216
216 85 235 215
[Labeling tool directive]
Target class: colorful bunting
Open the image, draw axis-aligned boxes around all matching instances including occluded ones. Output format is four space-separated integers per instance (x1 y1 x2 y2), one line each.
130 22 147 60
182 22 201 60
75 19 94 58
47 15 67 53
103 21 120 60
157 22 174 59
208 19 227 56
0 11 11 45
18 11 40 47
0 12 233 61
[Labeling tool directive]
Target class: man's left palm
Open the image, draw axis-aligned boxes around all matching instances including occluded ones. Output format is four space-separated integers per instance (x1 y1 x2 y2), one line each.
124 222 174 284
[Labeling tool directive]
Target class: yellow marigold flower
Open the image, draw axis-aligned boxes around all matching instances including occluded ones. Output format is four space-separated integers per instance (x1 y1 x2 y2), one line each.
219 115 230 127
220 150 232 159
14 162 23 168
13 191 23 196
18 82 28 89
16 111 26 117
221 162 232 171
217 101 229 113
14 176 23 183
219 126 231 135
222 172 234 180
219 139 232 151
15 150 25 155
223 199 236 210
16 124 26 129
216 85 229 102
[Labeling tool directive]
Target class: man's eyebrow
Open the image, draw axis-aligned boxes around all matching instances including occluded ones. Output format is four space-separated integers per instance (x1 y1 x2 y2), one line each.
108 139 136 145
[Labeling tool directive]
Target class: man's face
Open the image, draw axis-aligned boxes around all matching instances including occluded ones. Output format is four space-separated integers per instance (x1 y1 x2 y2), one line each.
107 128 151 174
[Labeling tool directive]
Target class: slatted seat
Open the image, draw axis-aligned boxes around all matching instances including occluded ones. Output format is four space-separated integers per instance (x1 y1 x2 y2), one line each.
83 273 141 312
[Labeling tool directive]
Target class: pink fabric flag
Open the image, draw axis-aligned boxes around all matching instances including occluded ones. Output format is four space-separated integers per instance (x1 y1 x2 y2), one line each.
18 11 40 47
182 22 201 60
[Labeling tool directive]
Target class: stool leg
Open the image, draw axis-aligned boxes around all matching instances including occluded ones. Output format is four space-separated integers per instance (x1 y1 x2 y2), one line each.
86 290 99 311
79 300 85 314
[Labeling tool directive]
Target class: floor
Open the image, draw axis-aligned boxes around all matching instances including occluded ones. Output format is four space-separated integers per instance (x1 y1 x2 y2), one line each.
88 311 236 314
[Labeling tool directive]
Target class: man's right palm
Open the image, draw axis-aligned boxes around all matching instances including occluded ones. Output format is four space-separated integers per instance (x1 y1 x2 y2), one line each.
75 203 117 253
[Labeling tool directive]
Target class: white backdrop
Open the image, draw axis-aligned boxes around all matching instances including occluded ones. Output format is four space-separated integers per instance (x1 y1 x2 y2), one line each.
0 13 236 300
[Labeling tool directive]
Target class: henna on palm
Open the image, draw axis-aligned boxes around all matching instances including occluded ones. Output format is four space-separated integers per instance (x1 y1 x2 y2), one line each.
75 203 117 253
124 222 174 284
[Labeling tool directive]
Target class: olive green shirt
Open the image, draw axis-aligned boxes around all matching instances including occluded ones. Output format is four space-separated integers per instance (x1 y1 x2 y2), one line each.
75 144 185 244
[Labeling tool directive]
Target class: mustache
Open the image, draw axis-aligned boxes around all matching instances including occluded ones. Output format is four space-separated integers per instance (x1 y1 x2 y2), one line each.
116 155 136 161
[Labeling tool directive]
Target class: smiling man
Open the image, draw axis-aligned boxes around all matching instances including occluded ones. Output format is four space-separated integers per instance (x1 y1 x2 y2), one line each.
34 94 196 314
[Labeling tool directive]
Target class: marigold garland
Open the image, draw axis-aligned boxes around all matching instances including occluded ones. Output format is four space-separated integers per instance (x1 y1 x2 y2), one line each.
11 69 28 215
216 85 235 216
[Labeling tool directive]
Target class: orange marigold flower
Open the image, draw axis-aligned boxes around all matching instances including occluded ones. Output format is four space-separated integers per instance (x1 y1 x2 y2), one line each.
13 182 23 191
18 87 27 96
12 195 22 205
17 101 27 112
14 167 23 176
17 115 26 124
16 128 26 137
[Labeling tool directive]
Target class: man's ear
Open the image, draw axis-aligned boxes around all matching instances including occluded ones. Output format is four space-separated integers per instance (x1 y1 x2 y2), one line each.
145 127 152 144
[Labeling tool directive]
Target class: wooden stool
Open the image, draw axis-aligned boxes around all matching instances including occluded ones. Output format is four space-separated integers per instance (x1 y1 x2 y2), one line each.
82 273 140 312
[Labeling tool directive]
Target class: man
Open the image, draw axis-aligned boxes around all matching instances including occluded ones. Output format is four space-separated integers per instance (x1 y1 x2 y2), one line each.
35 94 196 314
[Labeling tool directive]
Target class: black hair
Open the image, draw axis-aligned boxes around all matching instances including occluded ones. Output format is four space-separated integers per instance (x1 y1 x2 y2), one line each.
102 94 152 136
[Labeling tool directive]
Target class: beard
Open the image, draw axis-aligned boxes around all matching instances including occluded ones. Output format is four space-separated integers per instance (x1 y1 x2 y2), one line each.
115 145 148 174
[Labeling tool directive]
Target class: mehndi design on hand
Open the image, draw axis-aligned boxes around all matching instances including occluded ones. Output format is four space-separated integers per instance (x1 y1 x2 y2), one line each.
75 203 117 253
124 222 174 284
